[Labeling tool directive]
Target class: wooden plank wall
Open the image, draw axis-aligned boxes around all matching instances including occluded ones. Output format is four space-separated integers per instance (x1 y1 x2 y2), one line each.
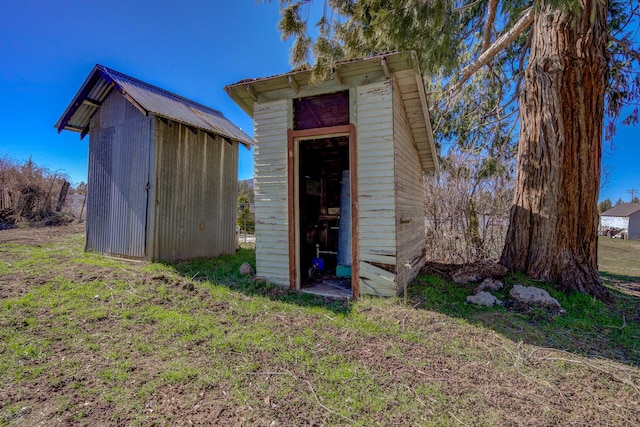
254 99 290 286
392 77 427 290
355 80 398 297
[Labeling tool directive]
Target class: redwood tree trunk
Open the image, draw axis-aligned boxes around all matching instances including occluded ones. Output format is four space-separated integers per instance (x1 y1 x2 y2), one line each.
500 0 609 298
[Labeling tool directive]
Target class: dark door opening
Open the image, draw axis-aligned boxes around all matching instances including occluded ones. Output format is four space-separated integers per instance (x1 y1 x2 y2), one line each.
298 135 352 297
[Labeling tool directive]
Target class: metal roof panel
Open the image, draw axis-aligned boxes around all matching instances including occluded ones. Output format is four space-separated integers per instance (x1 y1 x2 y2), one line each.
56 65 253 147
601 203 640 217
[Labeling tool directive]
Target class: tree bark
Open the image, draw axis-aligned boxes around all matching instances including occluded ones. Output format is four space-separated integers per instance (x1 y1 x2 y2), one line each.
500 0 610 299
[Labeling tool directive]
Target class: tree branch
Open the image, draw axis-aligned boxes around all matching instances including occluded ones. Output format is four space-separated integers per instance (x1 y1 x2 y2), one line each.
609 35 640 64
482 0 499 53
451 7 534 93
452 0 484 13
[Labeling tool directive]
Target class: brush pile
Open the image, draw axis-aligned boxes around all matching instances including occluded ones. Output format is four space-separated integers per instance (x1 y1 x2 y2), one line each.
0 157 77 228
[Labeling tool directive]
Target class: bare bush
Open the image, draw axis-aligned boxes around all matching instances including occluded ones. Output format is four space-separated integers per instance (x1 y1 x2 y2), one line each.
0 157 75 228
425 150 514 263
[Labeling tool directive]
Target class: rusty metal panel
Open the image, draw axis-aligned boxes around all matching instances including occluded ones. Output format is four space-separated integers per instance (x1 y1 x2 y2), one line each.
151 117 238 261
56 65 253 147
86 91 151 258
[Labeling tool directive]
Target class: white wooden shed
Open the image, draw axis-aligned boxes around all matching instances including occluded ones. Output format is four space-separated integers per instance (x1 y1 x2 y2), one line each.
600 203 640 239
56 65 253 261
226 52 438 297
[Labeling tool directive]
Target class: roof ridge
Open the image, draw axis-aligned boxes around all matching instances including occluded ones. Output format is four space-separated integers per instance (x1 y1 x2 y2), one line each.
96 64 224 118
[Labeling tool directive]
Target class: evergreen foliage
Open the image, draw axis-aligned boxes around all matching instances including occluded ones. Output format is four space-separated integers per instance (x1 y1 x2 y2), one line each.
269 0 639 153
599 198 613 213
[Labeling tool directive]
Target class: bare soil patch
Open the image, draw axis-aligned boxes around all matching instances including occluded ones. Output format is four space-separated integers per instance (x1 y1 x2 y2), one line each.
1 225 639 426
0 222 84 245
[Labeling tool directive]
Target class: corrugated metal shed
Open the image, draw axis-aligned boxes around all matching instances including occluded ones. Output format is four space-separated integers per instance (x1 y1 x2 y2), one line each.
57 65 251 261
56 65 253 147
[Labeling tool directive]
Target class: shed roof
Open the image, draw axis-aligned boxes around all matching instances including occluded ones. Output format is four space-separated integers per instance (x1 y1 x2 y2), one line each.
224 51 438 173
55 65 253 147
601 203 640 217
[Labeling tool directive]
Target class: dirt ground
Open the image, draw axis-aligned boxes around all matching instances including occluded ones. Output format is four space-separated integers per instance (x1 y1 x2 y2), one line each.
1 225 639 426
0 223 85 246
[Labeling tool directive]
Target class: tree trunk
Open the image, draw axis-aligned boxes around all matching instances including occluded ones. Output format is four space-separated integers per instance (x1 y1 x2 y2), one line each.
500 0 609 299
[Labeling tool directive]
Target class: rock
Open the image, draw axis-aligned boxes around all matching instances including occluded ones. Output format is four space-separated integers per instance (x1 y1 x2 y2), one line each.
476 278 504 293
509 285 562 309
466 291 503 307
239 262 255 276
451 261 508 284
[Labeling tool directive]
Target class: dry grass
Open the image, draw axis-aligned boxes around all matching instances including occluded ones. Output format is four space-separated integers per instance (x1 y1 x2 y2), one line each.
0 226 639 426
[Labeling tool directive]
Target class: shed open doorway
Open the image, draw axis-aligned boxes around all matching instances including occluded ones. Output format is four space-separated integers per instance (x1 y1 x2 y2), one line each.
297 135 352 298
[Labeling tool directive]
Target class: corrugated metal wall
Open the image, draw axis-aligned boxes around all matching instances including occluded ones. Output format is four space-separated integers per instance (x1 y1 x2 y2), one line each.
253 100 290 286
355 80 398 297
87 90 152 258
393 77 426 288
150 118 238 261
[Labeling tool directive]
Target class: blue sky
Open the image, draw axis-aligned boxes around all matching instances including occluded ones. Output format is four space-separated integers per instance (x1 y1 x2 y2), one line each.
0 0 293 185
0 0 638 202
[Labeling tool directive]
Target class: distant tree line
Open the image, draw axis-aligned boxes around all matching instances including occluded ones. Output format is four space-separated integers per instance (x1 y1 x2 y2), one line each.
237 179 255 235
598 196 640 213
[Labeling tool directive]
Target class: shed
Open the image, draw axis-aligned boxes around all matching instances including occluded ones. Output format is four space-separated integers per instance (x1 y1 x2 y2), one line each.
225 51 438 298
600 203 640 239
56 65 253 260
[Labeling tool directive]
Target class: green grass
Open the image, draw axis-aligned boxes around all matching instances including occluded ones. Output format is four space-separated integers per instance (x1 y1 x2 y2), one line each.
0 227 639 426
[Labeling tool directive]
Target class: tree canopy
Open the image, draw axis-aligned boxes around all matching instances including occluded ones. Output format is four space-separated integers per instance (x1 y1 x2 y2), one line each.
272 0 639 154
268 0 640 298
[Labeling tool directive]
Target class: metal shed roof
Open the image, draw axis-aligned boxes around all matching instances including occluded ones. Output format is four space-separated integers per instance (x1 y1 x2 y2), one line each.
225 51 438 173
55 65 253 147
601 203 640 217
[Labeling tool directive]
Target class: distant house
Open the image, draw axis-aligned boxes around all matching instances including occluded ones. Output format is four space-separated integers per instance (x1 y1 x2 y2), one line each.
600 203 640 239
55 65 253 260
225 52 439 298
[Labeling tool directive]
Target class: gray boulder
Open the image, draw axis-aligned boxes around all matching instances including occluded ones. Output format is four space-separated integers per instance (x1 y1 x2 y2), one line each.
476 278 504 292
466 291 503 307
510 285 562 309
239 262 255 276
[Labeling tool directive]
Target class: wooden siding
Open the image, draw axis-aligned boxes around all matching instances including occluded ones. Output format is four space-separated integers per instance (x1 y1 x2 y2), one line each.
355 80 398 297
254 100 290 286
150 118 238 261
87 90 152 258
393 69 436 172
393 78 427 290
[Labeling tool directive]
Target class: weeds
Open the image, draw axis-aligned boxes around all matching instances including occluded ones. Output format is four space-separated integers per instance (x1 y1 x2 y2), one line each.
1 227 639 425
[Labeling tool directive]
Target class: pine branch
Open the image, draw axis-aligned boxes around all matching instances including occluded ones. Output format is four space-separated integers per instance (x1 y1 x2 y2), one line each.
609 35 640 64
451 7 534 94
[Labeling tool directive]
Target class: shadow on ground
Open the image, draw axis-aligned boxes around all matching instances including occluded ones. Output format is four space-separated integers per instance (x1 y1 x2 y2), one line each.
166 249 639 367
163 248 352 316
410 261 640 367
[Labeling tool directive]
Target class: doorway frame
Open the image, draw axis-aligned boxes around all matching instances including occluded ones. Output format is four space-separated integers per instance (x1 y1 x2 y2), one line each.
287 124 359 298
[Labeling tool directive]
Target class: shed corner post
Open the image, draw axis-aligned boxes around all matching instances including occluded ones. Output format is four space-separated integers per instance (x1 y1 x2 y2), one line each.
287 128 297 290
349 123 359 299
